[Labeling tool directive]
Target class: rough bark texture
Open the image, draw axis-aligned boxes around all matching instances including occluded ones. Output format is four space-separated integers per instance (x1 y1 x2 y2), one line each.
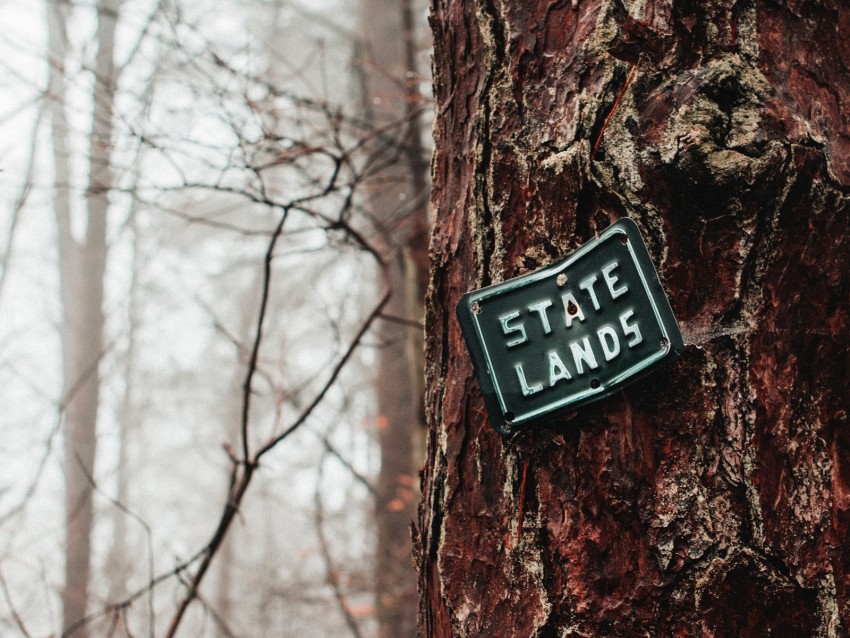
418 1 850 636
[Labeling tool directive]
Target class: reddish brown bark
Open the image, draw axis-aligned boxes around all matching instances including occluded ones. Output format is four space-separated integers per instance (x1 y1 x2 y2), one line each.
418 1 850 636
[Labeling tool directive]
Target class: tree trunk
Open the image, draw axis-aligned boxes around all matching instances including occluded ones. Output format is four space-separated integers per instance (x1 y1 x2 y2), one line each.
359 0 429 635
105 200 141 607
418 1 850 636
48 0 119 634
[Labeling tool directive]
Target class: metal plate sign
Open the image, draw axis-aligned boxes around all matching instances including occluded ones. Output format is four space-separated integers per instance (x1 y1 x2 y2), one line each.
457 218 683 434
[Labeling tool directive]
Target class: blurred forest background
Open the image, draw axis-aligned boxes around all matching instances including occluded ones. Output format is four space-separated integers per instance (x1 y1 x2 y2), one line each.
0 0 431 636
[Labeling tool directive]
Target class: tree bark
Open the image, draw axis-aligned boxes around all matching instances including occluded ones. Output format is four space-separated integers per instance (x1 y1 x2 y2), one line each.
418 1 850 636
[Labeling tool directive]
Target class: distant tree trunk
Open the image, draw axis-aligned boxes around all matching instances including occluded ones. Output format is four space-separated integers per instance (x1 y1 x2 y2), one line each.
48 0 119 634
418 1 850 636
105 201 141 606
359 0 429 634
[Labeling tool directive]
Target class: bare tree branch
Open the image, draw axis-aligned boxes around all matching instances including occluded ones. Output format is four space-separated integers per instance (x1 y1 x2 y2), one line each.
316 433 377 498
163 192 391 636
0 565 33 638
240 208 289 462
62 454 156 638
0 102 45 307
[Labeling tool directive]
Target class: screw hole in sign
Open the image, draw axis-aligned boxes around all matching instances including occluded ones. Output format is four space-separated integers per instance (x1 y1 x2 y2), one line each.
504 411 516 421
590 378 601 389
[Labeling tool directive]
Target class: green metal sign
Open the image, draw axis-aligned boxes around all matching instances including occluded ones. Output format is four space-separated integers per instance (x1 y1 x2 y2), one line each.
457 218 683 434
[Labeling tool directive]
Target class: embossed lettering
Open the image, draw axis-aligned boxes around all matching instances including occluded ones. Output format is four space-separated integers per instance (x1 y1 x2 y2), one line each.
500 310 527 347
597 325 621 361
570 336 599 373
527 299 553 335
620 309 642 347
579 275 601 311
561 292 586 328
602 262 628 299
515 363 543 396
547 349 572 386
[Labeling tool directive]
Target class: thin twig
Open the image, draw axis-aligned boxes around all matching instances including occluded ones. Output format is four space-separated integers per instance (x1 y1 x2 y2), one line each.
241 208 289 463
163 463 252 638
378 312 424 330
315 456 365 638
0 565 33 638
164 195 390 635
189 590 239 638
316 433 378 498
592 62 637 160
256 281 391 459
0 102 45 307
61 455 156 637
